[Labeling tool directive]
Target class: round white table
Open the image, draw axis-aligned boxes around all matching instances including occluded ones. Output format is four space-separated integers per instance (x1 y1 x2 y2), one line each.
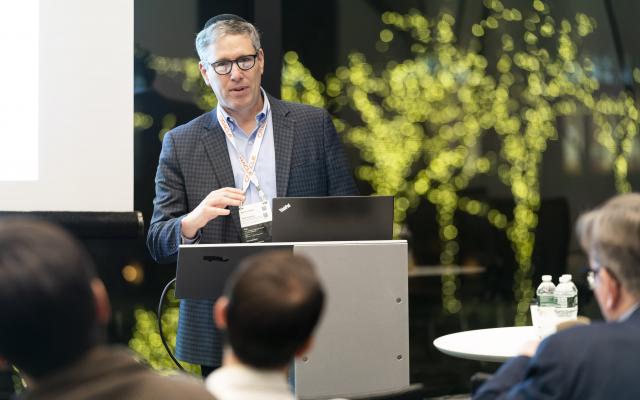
433 326 537 362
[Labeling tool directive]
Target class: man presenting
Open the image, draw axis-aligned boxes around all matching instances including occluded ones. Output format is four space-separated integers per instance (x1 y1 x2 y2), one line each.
147 15 357 370
474 193 640 399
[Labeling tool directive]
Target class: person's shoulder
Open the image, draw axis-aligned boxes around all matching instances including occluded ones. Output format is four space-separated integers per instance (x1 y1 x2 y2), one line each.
133 369 216 399
164 111 214 143
269 96 327 118
546 321 600 342
540 320 622 356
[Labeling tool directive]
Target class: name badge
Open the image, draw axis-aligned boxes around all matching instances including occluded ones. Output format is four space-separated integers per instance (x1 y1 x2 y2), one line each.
239 201 272 243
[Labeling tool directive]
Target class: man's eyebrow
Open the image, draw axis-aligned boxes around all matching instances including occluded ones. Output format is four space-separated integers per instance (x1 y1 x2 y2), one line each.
213 54 254 63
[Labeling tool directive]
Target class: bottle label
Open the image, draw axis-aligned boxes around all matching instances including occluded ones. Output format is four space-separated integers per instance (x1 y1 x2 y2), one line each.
539 294 556 307
557 295 577 308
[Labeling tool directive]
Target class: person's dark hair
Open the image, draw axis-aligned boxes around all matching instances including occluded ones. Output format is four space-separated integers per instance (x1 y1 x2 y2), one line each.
224 251 325 369
0 218 100 378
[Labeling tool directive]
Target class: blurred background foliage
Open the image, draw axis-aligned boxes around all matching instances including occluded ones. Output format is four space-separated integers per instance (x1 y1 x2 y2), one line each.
280 2 639 323
128 288 200 374
131 0 639 369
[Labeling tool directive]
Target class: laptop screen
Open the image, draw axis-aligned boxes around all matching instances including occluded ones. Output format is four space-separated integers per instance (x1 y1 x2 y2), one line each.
271 195 393 242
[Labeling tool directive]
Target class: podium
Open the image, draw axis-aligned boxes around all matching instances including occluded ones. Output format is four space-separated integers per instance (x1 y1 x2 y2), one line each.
176 240 409 399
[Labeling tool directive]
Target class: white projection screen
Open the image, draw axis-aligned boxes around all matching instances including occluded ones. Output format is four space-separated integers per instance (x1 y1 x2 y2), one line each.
0 0 133 212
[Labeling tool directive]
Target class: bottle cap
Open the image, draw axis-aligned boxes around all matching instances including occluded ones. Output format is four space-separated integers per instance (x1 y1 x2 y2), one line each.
542 275 552 282
559 275 570 283
562 274 573 281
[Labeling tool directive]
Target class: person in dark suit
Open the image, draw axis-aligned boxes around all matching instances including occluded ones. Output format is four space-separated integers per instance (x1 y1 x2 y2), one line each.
0 219 214 400
147 15 357 371
474 193 640 400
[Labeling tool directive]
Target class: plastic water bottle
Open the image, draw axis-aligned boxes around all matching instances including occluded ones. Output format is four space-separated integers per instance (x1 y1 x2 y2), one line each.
536 275 556 336
555 275 578 322
537 275 556 307
562 274 578 297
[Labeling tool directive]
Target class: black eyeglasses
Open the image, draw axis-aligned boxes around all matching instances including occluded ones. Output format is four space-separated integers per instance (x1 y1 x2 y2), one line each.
208 53 258 75
586 265 602 290
587 263 618 290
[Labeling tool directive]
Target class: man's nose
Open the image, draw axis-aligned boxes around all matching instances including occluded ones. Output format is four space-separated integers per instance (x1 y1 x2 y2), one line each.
229 62 243 80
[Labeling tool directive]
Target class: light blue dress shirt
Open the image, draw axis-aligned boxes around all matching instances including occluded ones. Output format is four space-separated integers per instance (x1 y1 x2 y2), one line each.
618 303 639 322
181 90 277 244
217 88 277 207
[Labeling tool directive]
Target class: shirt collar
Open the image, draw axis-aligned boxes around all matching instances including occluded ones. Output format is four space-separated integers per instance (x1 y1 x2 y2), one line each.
216 87 270 130
618 303 640 322
205 363 290 395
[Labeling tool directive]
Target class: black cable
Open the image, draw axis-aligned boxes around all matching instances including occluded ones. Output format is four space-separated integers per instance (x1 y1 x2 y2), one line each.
157 277 185 371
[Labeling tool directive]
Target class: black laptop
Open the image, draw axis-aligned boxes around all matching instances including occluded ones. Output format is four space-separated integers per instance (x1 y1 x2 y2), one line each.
175 243 292 300
271 195 393 242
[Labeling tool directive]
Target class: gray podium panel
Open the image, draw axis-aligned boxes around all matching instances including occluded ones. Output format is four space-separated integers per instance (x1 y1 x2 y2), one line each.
294 241 409 399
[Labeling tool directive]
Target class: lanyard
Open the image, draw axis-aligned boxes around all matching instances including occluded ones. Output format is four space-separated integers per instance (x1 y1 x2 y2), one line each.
216 106 270 202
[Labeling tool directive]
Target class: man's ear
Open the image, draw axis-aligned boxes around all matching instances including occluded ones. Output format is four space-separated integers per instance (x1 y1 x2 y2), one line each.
199 61 211 87
91 279 111 326
602 268 621 311
257 48 265 75
214 296 229 330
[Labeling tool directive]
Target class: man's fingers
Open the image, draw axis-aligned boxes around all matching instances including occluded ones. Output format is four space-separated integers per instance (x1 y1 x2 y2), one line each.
206 196 242 208
206 188 245 202
519 339 540 357
219 187 244 195
221 192 245 202
206 206 231 217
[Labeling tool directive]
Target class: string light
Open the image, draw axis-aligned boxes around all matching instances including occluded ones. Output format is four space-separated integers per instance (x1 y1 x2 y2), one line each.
281 5 640 321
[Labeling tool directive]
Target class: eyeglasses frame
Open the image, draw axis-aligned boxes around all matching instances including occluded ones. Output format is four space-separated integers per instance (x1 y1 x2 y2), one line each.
207 52 260 75
587 263 619 291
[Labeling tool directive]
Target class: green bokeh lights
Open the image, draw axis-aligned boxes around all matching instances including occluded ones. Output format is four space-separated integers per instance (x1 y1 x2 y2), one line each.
131 1 640 370
281 2 639 322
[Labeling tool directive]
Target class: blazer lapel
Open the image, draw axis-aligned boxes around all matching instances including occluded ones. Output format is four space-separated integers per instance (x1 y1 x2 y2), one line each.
200 112 242 232
270 95 294 197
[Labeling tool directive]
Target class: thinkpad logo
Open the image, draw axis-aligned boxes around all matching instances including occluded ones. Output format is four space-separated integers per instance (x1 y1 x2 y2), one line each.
278 203 291 213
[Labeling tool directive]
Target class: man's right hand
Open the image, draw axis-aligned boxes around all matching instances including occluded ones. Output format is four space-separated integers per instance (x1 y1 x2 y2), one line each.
519 339 541 357
181 187 245 239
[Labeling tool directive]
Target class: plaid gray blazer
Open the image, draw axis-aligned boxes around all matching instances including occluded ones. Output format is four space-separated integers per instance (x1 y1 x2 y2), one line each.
147 94 358 366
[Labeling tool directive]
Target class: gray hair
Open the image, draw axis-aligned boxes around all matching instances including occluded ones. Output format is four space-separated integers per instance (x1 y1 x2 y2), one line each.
195 19 261 62
577 193 640 299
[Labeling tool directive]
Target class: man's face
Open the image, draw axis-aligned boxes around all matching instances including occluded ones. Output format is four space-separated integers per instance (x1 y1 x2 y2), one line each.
200 34 264 118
